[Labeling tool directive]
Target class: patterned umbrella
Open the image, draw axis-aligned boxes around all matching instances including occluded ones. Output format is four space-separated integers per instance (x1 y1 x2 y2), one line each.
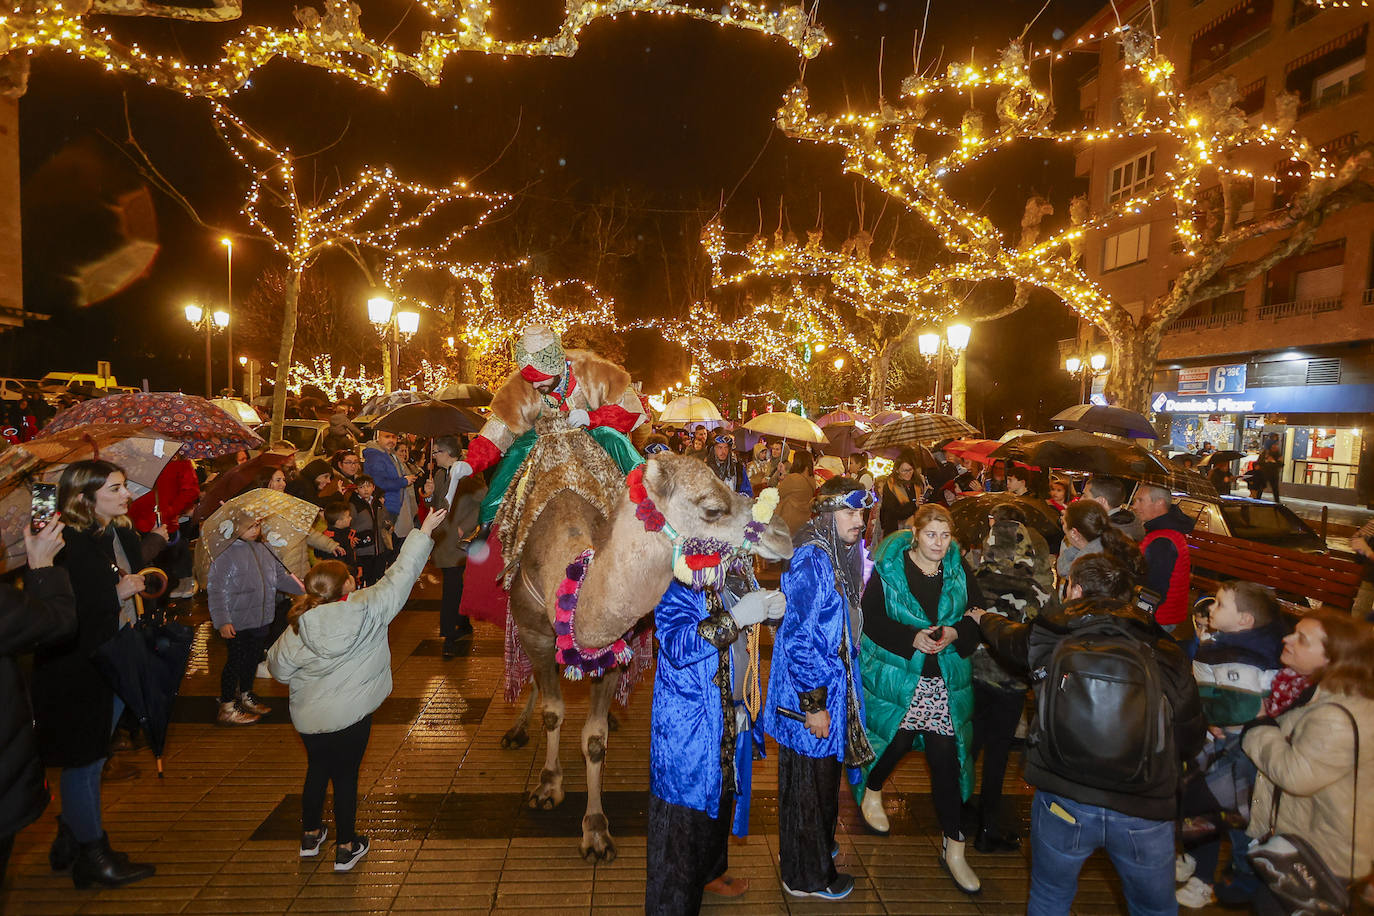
430 383 493 407
357 390 427 420
201 488 320 568
815 409 871 427
857 413 979 450
40 393 261 459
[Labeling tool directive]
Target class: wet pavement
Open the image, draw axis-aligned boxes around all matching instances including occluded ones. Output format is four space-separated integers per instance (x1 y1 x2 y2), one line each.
1 570 1236 915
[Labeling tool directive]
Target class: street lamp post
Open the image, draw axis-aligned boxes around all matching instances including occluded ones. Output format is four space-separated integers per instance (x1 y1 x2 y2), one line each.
1065 352 1109 402
366 296 420 391
221 238 234 397
184 303 228 399
917 323 973 416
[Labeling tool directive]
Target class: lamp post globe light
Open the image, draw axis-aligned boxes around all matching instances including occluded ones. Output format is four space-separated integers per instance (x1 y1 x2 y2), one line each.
917 322 973 416
1065 351 1110 403
184 302 228 399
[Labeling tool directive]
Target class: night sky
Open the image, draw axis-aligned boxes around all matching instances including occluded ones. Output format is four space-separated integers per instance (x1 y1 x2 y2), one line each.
6 0 1105 431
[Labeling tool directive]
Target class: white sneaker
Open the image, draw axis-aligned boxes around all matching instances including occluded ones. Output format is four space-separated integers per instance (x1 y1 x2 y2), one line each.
170 582 196 599
1176 876 1215 909
256 662 271 680
1175 852 1196 883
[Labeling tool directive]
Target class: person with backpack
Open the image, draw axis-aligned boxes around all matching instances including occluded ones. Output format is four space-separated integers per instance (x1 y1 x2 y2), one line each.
970 553 1206 916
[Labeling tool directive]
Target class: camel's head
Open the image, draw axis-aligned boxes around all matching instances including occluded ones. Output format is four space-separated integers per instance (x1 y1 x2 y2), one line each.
637 453 794 565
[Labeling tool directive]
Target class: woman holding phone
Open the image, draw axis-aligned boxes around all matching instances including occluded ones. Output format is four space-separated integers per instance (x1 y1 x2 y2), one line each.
856 503 985 894
31 460 164 889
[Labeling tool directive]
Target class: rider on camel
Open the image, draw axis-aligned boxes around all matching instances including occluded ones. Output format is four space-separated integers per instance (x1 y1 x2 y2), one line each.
443 325 647 522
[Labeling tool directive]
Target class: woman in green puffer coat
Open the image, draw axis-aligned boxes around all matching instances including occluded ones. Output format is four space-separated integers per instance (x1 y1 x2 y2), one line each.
856 503 986 894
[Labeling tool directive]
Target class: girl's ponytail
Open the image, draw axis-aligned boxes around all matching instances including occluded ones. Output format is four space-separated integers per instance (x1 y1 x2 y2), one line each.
288 560 350 633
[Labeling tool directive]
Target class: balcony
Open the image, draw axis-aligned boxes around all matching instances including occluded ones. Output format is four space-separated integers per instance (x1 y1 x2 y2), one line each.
1300 69 1365 115
1192 28 1272 81
1256 296 1343 320
1166 310 1248 334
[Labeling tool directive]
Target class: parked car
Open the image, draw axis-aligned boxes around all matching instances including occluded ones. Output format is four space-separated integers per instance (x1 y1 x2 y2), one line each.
39 371 120 393
1174 495 1327 553
0 377 43 401
255 419 329 468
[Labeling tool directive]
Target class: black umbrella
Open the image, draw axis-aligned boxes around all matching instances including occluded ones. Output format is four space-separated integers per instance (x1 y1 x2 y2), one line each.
430 383 493 407
1051 404 1158 439
1200 450 1244 467
947 492 1063 552
91 616 194 777
991 429 1172 477
374 400 481 437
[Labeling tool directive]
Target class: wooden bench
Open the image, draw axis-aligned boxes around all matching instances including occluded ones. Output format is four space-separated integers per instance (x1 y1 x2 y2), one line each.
1185 529 1363 614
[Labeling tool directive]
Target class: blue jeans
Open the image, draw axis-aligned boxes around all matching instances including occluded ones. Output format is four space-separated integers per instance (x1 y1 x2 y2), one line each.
1028 790 1177 916
60 696 126 844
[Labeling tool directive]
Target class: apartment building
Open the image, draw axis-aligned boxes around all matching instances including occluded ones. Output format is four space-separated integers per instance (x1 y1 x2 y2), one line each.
1073 0 1374 505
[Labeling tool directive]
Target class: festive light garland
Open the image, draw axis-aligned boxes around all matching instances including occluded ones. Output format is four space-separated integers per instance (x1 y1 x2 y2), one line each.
287 355 459 401
0 1 827 98
773 28 1367 344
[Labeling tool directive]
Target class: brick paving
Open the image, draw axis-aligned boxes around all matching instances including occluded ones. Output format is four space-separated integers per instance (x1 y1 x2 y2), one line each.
1 570 1231 915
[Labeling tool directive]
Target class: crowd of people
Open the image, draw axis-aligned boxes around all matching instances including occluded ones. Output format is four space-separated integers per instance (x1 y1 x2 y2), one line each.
0 334 1370 915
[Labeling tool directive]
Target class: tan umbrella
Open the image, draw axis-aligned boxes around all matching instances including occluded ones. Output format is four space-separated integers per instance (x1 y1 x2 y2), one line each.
210 398 263 425
742 412 827 444
658 395 724 426
201 488 320 568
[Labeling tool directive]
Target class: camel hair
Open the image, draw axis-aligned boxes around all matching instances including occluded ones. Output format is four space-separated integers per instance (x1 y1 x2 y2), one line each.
496 433 793 863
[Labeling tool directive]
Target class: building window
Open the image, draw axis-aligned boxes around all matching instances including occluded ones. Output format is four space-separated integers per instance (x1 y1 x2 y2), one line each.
1108 148 1156 205
1103 224 1151 271
1237 77 1265 115
1285 24 1369 113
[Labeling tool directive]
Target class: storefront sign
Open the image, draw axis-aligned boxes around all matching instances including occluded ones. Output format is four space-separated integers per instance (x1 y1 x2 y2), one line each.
1156 395 1257 413
1178 368 1211 396
1152 382 1374 415
1176 364 1246 396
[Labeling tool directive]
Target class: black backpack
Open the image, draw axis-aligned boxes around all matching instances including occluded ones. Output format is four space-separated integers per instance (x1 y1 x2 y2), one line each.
1029 619 1174 792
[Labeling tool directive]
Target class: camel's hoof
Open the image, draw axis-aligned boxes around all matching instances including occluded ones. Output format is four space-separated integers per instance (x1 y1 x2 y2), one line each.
527 773 564 810
580 815 617 864
500 726 529 750
606 712 620 733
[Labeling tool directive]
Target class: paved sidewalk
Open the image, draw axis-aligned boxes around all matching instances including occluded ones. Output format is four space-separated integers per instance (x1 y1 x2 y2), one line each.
1 572 1233 915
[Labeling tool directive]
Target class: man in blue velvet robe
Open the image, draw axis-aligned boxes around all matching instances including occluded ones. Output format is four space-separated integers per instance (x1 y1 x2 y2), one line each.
644 573 784 915
763 477 875 900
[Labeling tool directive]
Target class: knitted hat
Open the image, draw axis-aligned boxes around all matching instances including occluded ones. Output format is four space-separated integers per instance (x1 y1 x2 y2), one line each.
513 325 566 383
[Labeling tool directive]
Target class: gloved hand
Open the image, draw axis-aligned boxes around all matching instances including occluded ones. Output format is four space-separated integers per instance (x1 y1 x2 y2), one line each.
565 408 591 428
451 460 473 481
730 589 786 627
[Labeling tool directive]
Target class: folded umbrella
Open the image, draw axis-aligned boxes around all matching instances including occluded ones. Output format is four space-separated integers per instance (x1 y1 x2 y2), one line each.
91 615 194 777
858 413 979 451
742 411 827 444
990 429 1171 478
193 450 295 522
374 400 481 438
40 393 262 459
1051 404 1158 440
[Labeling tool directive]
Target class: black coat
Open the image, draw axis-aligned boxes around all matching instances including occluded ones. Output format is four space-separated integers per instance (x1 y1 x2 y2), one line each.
31 524 160 768
0 569 76 837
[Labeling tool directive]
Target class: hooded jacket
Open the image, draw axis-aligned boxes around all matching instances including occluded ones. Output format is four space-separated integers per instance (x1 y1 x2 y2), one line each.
978 596 1206 821
267 528 433 734
208 538 303 632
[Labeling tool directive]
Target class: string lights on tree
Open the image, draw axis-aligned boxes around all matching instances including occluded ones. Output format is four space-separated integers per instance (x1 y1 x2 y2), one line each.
773 28 1373 410
0 0 827 98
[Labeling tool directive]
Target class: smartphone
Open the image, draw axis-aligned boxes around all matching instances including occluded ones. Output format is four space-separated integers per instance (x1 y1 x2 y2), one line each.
30 482 58 533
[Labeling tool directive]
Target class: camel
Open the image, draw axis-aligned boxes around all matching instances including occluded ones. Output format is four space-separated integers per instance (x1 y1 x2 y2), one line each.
492 420 793 862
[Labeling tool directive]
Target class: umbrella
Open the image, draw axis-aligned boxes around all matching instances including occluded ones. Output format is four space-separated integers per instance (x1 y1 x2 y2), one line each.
1199 450 1244 467
1051 404 1158 440
193 450 295 522
40 393 263 459
23 424 186 496
815 409 871 427
1135 470 1220 500
821 424 868 457
374 400 481 438
858 413 979 451
742 412 827 444
0 446 44 573
990 429 1172 478
357 390 427 421
430 382 493 407
91 615 194 776
869 410 910 426
201 488 322 569
942 438 1003 465
998 428 1038 443
209 398 263 425
658 395 724 427
948 492 1063 552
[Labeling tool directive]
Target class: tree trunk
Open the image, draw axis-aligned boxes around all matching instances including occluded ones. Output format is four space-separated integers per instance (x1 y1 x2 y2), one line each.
868 345 892 414
1102 320 1165 414
269 267 300 444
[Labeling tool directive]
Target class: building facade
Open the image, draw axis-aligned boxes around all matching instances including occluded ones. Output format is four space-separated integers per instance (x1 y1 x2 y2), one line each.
1074 0 1374 505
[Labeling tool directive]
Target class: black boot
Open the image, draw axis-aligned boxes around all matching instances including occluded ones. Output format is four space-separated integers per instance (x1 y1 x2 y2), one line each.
49 817 78 871
71 838 154 889
973 823 1021 854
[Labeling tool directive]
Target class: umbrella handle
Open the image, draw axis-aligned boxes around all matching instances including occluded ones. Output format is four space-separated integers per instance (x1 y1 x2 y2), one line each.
137 566 169 600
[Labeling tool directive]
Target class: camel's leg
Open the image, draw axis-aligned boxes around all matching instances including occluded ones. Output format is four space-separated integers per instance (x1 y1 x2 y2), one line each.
579 668 622 863
526 640 566 810
500 685 538 750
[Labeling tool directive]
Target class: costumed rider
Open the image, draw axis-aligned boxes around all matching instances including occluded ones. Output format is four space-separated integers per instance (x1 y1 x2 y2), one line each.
704 433 753 497
764 477 876 901
645 487 783 916
442 325 647 522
